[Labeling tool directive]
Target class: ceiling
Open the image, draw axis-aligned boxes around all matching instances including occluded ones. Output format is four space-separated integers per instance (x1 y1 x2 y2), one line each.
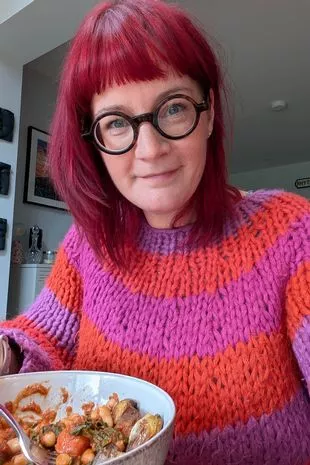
1 0 309 173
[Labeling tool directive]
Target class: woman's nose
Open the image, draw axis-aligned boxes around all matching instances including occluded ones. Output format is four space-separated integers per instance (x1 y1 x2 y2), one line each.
134 122 169 160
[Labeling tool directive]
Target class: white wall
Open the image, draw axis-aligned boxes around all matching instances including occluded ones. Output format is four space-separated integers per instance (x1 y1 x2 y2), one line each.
0 58 23 319
13 66 72 253
0 0 34 24
230 161 310 199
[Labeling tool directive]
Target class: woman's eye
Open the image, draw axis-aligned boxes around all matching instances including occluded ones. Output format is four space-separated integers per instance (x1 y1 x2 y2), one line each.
167 104 184 116
109 119 127 129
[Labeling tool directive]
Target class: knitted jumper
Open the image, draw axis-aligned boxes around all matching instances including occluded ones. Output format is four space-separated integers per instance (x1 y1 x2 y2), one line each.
1 189 310 465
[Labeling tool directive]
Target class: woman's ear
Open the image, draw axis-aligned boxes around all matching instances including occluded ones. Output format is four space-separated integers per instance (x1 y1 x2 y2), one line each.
207 89 215 137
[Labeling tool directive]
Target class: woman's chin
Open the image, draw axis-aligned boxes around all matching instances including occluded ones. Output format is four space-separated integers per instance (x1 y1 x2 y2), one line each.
139 201 191 228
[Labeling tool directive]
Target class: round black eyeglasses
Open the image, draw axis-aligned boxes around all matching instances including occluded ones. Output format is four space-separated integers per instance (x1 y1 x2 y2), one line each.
81 93 210 155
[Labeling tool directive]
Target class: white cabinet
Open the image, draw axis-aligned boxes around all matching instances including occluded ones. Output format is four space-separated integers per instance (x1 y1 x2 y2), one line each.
7 264 52 318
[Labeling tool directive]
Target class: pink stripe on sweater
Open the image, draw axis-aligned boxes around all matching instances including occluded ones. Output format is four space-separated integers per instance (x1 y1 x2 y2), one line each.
26 287 80 353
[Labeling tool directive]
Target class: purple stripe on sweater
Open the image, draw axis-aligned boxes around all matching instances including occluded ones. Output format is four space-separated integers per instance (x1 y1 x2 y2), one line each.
0 327 52 373
25 288 79 353
83 232 293 359
81 195 308 360
166 389 310 465
84 273 282 359
293 315 310 380
138 190 282 255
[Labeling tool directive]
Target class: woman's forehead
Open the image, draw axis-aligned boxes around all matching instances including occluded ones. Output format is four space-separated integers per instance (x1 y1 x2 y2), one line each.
91 74 201 113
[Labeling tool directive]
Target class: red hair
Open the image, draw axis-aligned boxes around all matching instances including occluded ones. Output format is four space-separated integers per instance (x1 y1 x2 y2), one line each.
49 0 241 266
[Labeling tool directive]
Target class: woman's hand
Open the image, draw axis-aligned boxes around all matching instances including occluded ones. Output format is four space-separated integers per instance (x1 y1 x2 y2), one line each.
0 335 20 375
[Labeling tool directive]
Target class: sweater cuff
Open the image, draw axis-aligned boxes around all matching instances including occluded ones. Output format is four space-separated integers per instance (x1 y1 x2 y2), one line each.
0 328 52 373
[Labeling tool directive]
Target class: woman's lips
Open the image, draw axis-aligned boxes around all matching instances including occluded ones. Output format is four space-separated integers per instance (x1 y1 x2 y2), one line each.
140 168 179 184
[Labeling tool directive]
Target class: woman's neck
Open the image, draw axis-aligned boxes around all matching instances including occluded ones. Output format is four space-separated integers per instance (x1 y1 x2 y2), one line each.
144 208 196 229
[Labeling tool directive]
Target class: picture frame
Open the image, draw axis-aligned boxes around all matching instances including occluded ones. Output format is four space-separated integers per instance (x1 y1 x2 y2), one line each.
23 126 67 210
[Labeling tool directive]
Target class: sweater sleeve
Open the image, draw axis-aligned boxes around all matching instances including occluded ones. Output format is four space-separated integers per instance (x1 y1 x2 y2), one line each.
285 195 310 391
0 225 83 373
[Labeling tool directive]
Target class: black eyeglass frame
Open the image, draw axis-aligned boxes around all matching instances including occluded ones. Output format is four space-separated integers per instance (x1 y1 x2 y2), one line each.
82 93 210 155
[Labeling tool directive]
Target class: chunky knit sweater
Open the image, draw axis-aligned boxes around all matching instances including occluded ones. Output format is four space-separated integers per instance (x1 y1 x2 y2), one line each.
1 189 310 465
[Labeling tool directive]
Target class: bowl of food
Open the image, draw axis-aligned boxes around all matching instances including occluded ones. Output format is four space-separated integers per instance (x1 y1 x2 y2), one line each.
0 371 175 465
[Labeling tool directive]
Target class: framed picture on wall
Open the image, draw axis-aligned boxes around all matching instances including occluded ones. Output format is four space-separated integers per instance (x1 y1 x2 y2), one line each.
23 126 67 210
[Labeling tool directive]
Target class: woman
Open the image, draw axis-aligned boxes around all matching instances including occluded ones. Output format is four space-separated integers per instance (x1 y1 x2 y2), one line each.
1 1 310 464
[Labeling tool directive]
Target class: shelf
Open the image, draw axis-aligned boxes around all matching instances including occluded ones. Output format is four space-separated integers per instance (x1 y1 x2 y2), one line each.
12 263 53 268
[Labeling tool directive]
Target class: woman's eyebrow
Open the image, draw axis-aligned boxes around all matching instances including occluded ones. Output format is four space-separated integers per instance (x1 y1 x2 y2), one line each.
153 86 194 105
94 86 194 117
94 104 127 117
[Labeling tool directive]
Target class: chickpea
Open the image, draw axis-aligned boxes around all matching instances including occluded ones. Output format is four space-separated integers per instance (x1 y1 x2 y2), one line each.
99 406 113 427
106 394 119 410
90 408 100 422
60 418 72 429
69 415 84 425
80 449 95 465
56 454 72 465
12 454 28 465
0 417 9 429
7 438 21 455
40 431 56 448
115 440 125 452
62 414 84 430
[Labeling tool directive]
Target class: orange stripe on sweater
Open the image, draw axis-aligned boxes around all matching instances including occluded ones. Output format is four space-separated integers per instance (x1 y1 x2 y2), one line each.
2 315 73 370
74 316 300 434
46 247 83 313
286 260 310 339
105 193 308 297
